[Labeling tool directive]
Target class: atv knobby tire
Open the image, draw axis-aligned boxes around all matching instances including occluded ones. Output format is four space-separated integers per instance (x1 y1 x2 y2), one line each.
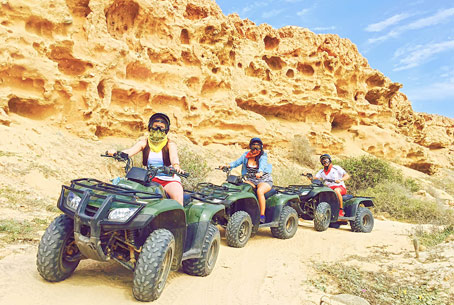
350 207 374 233
133 229 175 302
226 211 252 248
314 201 331 232
36 214 80 282
183 223 220 276
271 206 298 239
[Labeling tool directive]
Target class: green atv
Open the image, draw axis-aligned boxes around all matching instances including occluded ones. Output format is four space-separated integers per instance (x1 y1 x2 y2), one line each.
185 167 300 248
276 173 374 233
36 153 225 302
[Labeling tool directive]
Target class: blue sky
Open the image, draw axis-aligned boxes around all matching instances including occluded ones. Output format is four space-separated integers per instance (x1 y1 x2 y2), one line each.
215 0 454 118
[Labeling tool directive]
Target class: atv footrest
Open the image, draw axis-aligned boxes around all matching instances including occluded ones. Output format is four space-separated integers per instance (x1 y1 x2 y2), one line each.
258 221 278 228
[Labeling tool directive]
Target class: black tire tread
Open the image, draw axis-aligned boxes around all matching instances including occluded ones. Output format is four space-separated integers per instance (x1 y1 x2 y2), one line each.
314 202 331 232
226 211 252 248
132 229 175 302
182 224 220 276
36 214 80 282
351 207 374 233
271 206 298 239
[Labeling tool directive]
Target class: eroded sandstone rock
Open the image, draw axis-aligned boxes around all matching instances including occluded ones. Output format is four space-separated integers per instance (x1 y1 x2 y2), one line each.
0 0 452 173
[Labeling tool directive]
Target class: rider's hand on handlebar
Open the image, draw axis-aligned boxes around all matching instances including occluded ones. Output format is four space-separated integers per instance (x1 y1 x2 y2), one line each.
106 149 117 156
172 163 184 174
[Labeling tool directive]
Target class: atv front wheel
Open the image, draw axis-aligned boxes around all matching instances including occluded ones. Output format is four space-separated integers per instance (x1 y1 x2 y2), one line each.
350 207 374 233
271 206 298 239
183 223 220 276
133 229 175 302
226 211 252 248
37 214 80 282
314 202 331 232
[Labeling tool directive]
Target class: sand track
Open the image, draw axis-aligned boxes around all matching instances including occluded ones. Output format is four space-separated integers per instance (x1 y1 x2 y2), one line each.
0 220 415 305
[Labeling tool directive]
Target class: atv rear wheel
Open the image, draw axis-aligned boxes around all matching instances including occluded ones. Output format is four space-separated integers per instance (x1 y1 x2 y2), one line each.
226 211 252 248
133 229 175 302
350 207 374 233
271 206 298 239
314 202 331 232
183 223 220 276
37 214 80 282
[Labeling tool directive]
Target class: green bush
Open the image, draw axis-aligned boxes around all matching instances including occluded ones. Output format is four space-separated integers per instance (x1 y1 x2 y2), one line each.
273 166 305 187
362 181 454 225
413 225 454 247
178 145 210 190
292 135 316 168
338 155 404 193
311 262 450 305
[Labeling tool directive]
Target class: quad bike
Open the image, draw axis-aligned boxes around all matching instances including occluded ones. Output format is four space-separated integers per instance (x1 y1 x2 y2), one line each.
184 167 300 248
36 153 225 302
275 173 374 233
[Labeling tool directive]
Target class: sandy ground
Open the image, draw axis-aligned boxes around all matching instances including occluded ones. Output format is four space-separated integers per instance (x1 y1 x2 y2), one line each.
0 219 416 305
2 115 452 304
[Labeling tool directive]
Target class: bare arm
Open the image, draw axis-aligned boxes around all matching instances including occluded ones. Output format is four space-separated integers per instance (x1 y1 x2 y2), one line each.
336 172 350 183
107 138 146 157
168 141 182 172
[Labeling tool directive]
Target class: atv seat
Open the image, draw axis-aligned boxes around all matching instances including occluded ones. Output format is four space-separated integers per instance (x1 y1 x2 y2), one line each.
183 193 192 206
342 194 353 201
264 188 277 199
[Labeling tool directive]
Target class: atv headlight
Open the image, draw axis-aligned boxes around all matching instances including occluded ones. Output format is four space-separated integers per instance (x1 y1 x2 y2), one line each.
108 207 138 222
300 190 310 196
66 191 82 210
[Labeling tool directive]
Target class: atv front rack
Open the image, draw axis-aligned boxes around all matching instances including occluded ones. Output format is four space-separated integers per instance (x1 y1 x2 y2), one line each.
71 178 163 200
187 182 240 204
275 185 313 195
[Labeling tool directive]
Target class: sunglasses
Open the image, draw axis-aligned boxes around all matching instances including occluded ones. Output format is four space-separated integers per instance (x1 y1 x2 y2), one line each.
321 159 330 164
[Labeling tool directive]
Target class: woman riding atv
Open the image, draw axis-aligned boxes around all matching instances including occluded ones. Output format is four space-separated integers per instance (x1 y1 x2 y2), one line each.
107 112 185 205
222 137 273 223
315 154 350 217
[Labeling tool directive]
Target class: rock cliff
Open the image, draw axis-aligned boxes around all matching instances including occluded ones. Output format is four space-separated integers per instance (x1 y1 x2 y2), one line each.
1 0 453 174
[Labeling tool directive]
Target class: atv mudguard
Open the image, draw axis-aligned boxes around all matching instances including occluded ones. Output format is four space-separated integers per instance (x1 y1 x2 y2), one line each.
343 197 374 218
310 190 340 222
139 199 186 270
182 202 224 260
264 193 300 224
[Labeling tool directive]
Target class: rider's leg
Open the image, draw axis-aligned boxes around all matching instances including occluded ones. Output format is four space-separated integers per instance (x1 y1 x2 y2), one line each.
334 187 343 210
244 180 256 189
256 182 272 216
164 182 184 205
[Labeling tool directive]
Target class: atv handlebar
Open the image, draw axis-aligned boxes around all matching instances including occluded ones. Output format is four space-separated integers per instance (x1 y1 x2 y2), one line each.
148 166 190 178
301 172 336 184
101 152 132 173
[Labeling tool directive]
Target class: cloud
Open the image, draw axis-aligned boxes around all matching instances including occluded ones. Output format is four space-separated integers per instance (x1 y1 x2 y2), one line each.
240 1 271 15
365 13 411 32
367 8 454 44
261 8 285 19
404 81 454 102
393 40 454 71
296 8 310 16
405 7 454 30
312 26 336 32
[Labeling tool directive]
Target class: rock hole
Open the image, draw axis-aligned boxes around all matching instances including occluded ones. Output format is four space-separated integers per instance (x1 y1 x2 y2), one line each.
286 69 294 78
180 29 190 44
262 55 286 70
264 35 279 50
297 63 314 76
